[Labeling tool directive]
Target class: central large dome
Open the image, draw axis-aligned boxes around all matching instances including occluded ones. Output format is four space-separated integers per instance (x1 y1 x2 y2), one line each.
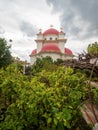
41 44 61 53
43 28 59 35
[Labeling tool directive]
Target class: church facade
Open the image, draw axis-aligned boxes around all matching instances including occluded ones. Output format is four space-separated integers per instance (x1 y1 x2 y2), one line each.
30 27 73 65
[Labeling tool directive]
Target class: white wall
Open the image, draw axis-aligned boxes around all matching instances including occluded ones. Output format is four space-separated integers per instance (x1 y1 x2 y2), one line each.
59 34 65 39
58 42 65 53
30 55 36 65
37 42 43 53
40 52 60 61
30 52 73 65
37 34 43 40
43 34 58 41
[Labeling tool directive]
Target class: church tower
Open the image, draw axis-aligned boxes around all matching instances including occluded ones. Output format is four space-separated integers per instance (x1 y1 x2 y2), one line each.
30 26 73 65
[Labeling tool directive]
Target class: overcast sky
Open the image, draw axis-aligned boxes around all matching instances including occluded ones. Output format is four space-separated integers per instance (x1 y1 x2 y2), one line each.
0 0 98 61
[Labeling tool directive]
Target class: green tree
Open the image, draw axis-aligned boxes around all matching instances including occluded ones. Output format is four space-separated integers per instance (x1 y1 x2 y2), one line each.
54 58 64 65
0 38 12 68
87 42 98 55
31 56 57 74
0 64 94 130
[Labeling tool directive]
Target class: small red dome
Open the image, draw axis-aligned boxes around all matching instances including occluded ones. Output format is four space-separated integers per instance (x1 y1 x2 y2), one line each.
31 49 37 55
43 28 59 35
65 48 73 55
41 44 61 53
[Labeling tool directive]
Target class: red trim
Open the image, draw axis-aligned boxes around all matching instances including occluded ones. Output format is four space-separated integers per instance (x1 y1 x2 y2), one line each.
65 48 73 55
31 49 37 55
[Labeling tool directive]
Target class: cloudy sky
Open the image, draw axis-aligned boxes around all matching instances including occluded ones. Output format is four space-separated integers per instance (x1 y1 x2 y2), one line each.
0 0 98 61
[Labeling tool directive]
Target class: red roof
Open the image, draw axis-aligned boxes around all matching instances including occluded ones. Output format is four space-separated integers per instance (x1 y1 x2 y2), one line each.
31 49 37 55
43 28 59 35
41 44 61 53
65 48 73 55
31 47 73 56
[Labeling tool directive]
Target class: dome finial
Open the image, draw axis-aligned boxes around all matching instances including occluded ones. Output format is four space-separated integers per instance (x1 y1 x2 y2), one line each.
50 24 53 28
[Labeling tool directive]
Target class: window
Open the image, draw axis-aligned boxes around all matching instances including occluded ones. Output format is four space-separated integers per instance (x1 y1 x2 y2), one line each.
50 37 52 40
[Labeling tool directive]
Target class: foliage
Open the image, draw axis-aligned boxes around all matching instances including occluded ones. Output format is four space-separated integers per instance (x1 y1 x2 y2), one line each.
0 63 95 130
87 42 98 55
13 57 25 74
0 38 12 68
0 64 29 129
54 58 64 65
31 56 58 74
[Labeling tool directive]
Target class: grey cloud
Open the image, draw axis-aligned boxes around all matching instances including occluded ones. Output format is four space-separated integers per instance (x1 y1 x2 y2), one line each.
20 21 37 37
46 0 98 40
12 49 31 61
0 26 5 34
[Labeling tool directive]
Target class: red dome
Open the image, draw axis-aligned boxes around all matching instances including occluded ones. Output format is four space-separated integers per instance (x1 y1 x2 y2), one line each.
65 48 73 55
43 28 59 35
31 49 37 55
41 44 61 53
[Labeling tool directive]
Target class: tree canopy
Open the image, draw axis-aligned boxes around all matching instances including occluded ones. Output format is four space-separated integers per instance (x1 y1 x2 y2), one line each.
0 64 94 130
87 42 98 55
0 38 12 68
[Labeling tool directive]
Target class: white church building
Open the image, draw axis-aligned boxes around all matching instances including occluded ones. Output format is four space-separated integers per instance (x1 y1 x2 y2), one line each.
30 27 73 65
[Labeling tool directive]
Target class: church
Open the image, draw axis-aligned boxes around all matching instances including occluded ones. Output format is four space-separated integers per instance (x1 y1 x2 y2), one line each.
30 26 73 65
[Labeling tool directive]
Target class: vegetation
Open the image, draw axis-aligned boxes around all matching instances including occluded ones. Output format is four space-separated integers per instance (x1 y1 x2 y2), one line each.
0 38 12 68
0 42 98 129
31 56 58 74
31 56 65 75
0 62 96 130
87 42 98 55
